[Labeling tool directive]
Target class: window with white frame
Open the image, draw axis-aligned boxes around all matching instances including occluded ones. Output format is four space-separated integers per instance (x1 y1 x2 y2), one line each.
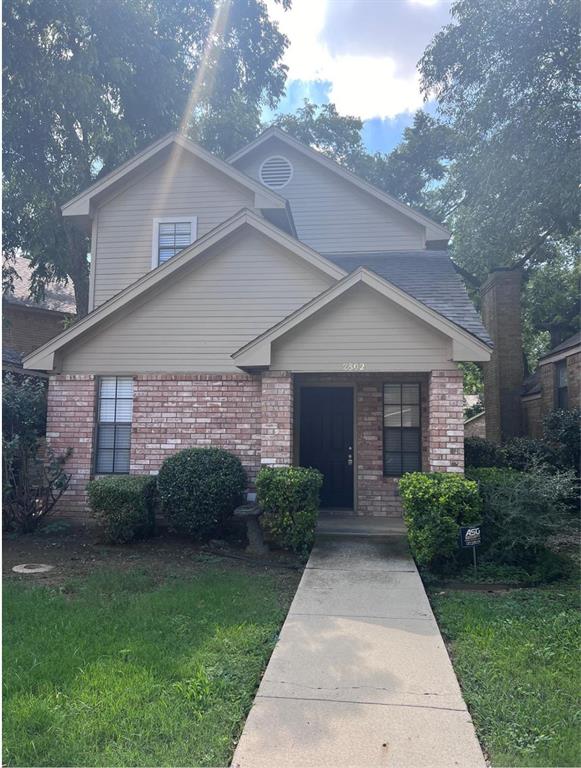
95 377 133 473
152 217 197 267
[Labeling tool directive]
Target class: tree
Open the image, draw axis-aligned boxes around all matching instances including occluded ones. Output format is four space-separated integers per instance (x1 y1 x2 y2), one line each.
3 0 289 315
420 0 579 284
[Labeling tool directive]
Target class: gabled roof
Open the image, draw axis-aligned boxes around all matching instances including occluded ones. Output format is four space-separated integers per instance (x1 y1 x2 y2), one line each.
538 331 581 364
325 250 492 346
232 268 491 369
23 209 346 371
228 127 450 242
62 132 288 218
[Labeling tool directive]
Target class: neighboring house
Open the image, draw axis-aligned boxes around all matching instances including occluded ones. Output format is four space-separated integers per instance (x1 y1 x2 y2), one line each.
522 332 581 437
3 255 76 376
24 128 492 517
468 330 580 441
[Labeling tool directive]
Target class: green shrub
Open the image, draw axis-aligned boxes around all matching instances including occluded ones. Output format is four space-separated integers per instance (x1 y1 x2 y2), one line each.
399 472 482 570
501 437 553 471
543 408 581 471
467 467 577 571
464 437 502 468
157 448 246 539
256 466 323 558
2 374 70 533
87 475 157 544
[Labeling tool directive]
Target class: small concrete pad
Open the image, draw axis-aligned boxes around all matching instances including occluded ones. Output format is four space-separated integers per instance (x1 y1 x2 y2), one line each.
233 697 485 768
290 568 433 619
307 534 414 572
259 613 466 709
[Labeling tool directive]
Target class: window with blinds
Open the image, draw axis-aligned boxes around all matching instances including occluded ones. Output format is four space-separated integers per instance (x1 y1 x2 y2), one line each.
95 377 133 474
383 383 421 476
556 360 568 409
152 217 197 267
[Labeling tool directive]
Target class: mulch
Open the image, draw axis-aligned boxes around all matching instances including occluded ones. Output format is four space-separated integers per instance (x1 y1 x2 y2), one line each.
3 517 301 589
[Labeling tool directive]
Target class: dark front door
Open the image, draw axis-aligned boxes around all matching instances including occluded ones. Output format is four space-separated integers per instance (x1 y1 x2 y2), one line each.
299 386 354 509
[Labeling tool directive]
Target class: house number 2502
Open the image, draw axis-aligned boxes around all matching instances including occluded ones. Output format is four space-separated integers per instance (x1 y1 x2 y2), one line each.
342 362 366 371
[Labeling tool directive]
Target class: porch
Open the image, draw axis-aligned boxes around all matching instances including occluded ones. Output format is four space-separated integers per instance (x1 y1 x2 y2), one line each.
262 369 465 518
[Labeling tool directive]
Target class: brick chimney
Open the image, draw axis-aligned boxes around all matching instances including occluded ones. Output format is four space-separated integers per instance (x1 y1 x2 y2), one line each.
480 268 524 442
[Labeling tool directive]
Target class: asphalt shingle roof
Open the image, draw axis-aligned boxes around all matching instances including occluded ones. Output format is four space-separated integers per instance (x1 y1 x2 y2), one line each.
539 330 581 359
324 250 492 346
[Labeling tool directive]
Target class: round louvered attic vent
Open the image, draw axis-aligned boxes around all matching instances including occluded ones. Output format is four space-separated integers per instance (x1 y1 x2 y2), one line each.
259 155 293 189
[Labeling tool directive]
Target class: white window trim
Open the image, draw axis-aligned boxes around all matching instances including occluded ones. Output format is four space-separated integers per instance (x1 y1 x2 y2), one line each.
151 216 198 268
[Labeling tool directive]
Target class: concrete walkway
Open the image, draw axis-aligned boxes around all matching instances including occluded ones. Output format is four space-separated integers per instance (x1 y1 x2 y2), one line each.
232 534 485 768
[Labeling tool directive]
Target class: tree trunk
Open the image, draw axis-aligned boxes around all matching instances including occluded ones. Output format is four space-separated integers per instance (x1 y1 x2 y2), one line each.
63 220 90 317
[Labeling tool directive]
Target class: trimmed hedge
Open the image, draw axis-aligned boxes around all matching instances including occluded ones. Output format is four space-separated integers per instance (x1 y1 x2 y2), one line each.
87 475 157 544
157 448 246 539
399 472 482 570
256 466 323 558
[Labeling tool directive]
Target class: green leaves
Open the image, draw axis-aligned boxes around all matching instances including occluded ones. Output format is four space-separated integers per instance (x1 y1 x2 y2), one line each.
87 475 157 544
256 465 323 558
157 447 246 540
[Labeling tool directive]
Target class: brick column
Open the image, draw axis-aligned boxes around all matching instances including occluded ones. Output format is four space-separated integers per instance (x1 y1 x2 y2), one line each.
260 371 293 466
568 352 581 409
427 369 464 473
46 374 97 513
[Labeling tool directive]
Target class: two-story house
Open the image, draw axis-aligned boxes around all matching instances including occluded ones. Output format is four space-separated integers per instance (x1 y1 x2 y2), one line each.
24 128 492 517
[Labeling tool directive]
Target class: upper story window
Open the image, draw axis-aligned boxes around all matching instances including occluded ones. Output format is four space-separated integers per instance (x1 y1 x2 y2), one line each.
259 156 293 189
95 376 133 474
152 217 197 267
556 360 568 409
383 383 421 476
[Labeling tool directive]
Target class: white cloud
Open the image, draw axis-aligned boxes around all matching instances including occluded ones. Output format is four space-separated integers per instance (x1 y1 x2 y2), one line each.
267 0 424 120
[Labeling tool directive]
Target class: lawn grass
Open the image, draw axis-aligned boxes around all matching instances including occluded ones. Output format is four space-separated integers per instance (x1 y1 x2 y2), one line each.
429 585 581 767
3 563 298 767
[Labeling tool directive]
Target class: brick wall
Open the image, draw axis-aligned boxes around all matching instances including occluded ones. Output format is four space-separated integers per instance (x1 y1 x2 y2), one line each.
3 303 69 358
260 371 294 466
427 369 464 473
46 374 96 513
568 352 581 409
130 374 263 483
46 368 466 518
464 411 486 439
522 397 542 438
481 269 524 442
539 361 555 416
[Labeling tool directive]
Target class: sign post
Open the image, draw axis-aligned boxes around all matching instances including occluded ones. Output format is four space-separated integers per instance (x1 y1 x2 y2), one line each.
459 524 482 575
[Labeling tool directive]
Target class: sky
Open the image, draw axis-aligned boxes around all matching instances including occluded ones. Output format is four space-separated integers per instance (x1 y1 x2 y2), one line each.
264 0 453 154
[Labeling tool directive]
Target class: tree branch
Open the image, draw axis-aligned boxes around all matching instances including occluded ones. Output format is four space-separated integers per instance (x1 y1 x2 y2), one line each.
451 259 480 288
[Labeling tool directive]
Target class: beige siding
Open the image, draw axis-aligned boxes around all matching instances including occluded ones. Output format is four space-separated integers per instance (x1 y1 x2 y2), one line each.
60 228 333 373
92 152 255 308
235 139 425 253
270 283 453 372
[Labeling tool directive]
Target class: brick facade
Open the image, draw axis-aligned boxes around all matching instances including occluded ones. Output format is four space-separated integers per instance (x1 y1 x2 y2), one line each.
46 374 97 513
260 371 294 466
427 369 464 473
3 303 69 359
568 352 581 409
481 269 524 443
47 367 465 518
130 374 263 481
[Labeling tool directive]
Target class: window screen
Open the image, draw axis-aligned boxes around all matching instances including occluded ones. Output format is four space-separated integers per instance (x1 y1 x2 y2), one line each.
95 377 133 474
383 383 421 476
158 221 192 264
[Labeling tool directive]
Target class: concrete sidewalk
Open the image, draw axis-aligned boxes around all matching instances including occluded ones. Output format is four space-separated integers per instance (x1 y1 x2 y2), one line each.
232 535 485 768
